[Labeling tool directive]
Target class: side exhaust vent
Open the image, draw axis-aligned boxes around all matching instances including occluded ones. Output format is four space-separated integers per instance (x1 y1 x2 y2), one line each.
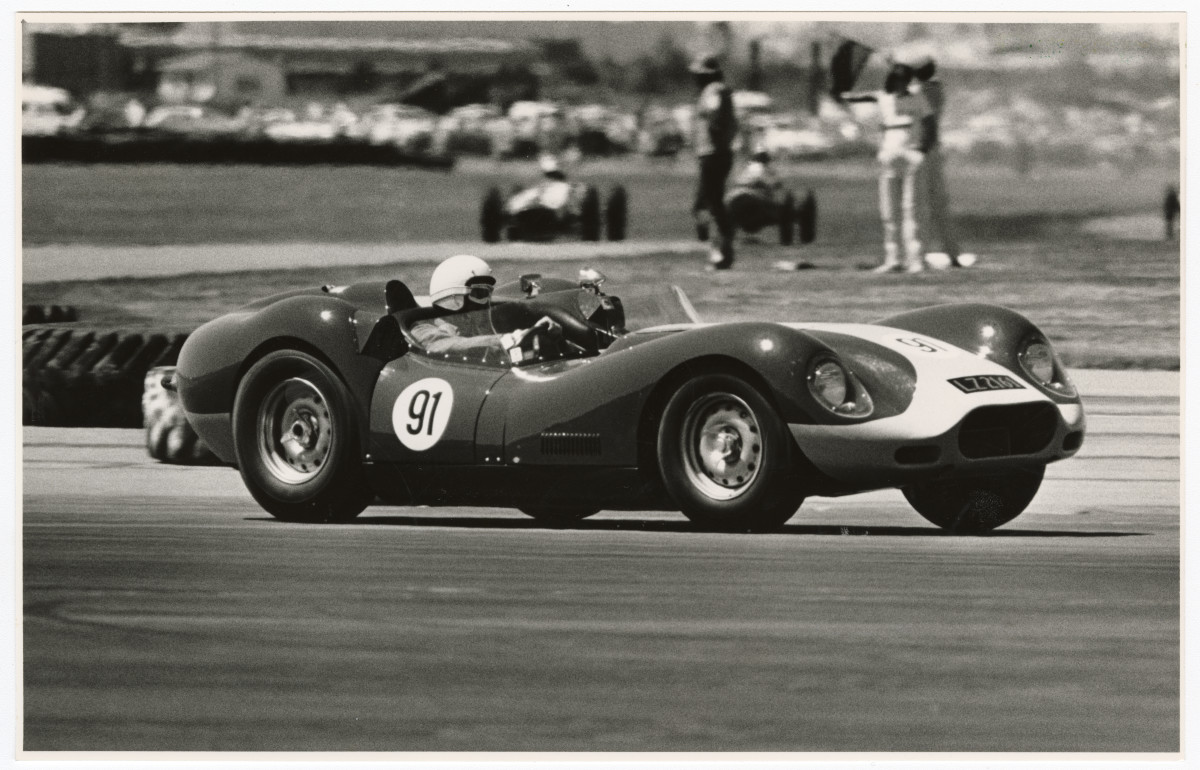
540 432 602 457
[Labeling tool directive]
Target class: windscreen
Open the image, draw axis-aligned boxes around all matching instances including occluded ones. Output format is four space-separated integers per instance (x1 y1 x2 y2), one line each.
608 284 701 332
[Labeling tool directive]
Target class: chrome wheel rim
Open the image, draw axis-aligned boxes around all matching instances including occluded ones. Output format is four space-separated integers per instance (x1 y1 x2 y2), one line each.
258 377 333 485
680 392 763 500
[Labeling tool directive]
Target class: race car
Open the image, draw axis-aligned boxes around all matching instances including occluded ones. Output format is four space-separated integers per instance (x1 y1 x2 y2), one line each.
481 178 627 243
172 270 1085 533
701 182 817 246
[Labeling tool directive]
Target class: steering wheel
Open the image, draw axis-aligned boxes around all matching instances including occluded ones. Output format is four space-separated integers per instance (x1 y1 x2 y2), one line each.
490 296 602 356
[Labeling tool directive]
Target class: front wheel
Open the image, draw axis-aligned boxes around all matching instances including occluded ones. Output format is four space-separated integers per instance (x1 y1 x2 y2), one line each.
657 373 804 532
232 350 371 523
778 191 795 245
797 189 817 244
481 187 504 243
903 466 1045 534
580 185 601 241
605 185 628 241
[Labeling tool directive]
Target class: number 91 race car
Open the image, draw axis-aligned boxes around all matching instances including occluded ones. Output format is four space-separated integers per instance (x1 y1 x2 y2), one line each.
172 270 1085 533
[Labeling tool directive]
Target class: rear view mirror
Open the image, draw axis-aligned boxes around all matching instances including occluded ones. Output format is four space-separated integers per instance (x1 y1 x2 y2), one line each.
519 273 543 297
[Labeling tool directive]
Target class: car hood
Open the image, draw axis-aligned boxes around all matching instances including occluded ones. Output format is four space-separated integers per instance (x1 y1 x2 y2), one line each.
625 320 1026 382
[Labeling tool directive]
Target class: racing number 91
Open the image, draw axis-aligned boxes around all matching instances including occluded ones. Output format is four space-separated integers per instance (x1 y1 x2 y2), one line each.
407 389 441 436
392 378 455 451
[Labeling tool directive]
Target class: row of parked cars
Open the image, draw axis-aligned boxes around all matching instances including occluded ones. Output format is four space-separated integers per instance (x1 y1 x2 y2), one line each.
22 82 862 161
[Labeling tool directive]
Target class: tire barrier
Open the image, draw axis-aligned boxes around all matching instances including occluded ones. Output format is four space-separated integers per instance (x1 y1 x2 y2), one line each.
22 132 455 170
22 305 79 324
22 327 189 428
143 366 218 465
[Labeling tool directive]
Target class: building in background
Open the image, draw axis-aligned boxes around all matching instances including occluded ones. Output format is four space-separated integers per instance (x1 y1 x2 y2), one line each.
23 21 539 106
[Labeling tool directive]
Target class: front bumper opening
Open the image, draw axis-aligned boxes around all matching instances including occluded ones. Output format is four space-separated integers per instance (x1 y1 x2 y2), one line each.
958 403 1058 459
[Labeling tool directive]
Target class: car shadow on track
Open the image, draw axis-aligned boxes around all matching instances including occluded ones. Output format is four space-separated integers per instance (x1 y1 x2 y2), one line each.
275 514 1147 538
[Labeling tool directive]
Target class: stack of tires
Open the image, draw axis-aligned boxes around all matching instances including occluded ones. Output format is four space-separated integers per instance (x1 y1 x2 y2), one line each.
22 326 187 429
23 305 78 325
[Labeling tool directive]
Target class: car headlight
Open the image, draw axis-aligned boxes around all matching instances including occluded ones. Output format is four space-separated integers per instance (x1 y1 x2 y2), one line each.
810 360 848 409
1017 336 1077 397
807 358 874 417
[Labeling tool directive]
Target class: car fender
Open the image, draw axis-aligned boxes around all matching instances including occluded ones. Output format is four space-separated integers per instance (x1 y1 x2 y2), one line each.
489 322 840 468
176 294 391 462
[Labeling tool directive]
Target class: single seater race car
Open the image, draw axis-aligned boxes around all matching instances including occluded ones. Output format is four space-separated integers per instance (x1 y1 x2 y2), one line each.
712 182 817 246
481 179 627 243
173 270 1085 533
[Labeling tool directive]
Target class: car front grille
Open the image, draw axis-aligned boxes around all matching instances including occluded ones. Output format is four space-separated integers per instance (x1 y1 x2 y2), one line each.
958 403 1058 459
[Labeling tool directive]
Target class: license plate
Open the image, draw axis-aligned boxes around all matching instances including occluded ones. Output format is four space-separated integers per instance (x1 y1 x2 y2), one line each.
948 374 1026 394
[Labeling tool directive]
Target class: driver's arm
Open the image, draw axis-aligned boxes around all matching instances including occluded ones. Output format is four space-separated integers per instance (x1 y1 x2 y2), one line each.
412 317 506 355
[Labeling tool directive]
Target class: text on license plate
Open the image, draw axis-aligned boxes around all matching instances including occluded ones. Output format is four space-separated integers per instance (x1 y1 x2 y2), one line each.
947 374 1026 393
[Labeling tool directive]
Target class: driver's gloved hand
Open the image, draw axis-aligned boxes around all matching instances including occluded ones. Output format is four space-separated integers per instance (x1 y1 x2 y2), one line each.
534 316 563 339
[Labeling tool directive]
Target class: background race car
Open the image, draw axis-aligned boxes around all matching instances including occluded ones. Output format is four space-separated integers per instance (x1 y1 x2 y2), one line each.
712 182 817 246
481 178 627 243
173 268 1085 534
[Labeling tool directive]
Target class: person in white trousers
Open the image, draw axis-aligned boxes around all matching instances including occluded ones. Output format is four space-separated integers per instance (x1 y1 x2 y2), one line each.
906 54 967 268
844 63 934 273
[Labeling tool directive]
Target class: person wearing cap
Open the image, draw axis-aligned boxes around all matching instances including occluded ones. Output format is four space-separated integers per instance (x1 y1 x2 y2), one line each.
907 54 965 267
689 54 739 270
412 254 560 358
842 62 934 273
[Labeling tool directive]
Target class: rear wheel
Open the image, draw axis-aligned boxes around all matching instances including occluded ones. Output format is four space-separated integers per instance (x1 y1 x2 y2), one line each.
481 187 504 243
232 350 371 523
605 185 628 241
798 189 817 244
580 185 601 241
778 191 795 245
903 466 1044 534
657 373 804 532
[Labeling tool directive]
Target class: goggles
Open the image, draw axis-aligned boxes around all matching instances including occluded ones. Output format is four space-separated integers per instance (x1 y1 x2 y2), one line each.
466 282 494 302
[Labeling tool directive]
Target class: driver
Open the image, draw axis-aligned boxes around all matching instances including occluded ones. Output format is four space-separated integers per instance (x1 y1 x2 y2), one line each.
735 146 781 194
410 254 561 359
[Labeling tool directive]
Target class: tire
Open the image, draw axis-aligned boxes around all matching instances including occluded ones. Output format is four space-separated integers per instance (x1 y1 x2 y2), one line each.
605 185 628 241
580 185 601 241
778 191 795 245
903 466 1045 534
518 506 600 526
798 189 817 244
481 187 504 243
232 350 371 523
656 373 804 532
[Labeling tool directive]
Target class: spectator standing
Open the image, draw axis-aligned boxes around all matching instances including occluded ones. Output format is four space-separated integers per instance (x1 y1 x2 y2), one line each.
843 63 933 273
1164 184 1180 241
907 54 965 267
690 54 739 270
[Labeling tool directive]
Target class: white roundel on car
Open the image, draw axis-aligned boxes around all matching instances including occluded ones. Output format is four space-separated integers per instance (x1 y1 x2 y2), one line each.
392 378 454 451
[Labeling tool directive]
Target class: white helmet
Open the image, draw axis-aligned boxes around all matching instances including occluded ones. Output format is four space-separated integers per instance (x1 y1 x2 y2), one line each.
429 254 495 310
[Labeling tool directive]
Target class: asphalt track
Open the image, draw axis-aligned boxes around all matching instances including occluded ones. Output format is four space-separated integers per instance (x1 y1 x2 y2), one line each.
21 240 706 283
20 370 1179 755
